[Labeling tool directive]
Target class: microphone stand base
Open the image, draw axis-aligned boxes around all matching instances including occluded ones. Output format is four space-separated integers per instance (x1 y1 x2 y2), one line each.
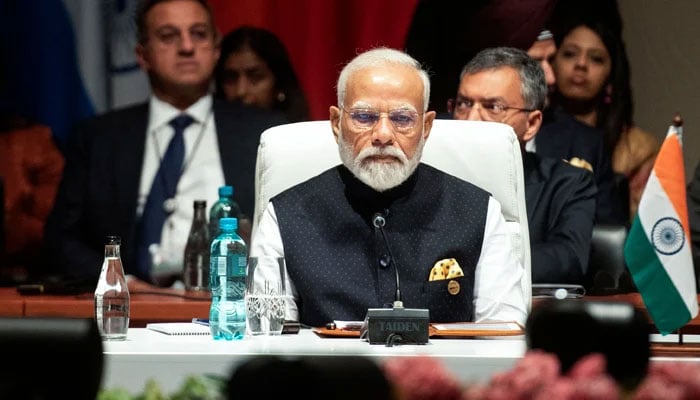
361 308 430 345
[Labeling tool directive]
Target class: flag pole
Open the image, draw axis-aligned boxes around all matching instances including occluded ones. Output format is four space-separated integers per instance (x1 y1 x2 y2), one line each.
673 112 683 128
675 111 686 349
674 111 685 348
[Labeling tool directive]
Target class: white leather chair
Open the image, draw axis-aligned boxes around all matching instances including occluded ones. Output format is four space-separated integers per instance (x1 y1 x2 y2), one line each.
251 119 532 308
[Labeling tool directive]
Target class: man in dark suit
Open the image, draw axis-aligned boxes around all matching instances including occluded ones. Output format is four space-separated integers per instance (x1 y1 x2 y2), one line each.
42 0 285 285
534 105 626 226
452 47 596 284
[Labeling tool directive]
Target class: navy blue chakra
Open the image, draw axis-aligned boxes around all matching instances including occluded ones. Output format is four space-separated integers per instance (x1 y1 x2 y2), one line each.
651 217 685 255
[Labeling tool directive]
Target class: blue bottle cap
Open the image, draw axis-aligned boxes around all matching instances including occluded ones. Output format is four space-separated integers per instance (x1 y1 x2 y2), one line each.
219 217 237 230
219 185 233 197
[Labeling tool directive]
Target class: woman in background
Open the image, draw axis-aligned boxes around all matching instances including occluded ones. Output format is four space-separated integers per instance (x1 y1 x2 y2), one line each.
550 15 659 222
214 26 310 123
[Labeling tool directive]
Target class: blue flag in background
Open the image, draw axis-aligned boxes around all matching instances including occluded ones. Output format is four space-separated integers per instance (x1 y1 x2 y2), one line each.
0 0 98 147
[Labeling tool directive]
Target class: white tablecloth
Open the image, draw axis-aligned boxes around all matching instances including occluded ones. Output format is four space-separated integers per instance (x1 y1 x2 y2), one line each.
102 328 527 393
102 328 700 394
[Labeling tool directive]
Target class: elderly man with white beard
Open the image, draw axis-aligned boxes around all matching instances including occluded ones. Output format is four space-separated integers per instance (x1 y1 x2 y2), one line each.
249 47 527 328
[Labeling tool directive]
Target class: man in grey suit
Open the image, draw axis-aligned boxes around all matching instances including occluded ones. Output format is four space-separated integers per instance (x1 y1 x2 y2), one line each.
42 0 285 286
452 47 596 284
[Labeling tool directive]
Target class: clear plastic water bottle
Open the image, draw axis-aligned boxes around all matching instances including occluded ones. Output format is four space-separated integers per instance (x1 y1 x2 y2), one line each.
94 235 130 340
208 185 241 242
209 217 247 340
183 200 210 291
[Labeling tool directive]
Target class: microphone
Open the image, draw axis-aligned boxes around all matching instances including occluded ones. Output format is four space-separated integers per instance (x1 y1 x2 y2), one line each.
361 210 430 346
372 211 402 308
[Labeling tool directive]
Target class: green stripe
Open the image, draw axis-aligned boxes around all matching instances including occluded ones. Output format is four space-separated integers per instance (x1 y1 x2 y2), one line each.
624 216 692 334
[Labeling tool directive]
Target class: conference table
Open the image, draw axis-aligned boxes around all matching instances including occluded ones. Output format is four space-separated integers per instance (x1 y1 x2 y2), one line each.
3 286 700 394
103 328 528 394
103 327 700 395
4 286 700 332
0 283 210 327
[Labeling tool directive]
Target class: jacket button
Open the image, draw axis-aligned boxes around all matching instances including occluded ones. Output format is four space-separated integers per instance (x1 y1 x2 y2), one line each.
378 254 391 268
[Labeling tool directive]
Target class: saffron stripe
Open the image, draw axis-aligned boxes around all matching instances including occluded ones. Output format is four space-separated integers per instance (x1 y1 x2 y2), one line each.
655 132 690 235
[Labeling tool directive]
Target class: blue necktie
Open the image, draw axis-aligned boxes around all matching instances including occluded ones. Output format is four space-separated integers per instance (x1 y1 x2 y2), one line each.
136 114 194 280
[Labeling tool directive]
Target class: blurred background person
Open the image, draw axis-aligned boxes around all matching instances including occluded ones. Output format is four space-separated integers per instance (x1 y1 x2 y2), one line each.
528 26 623 226
526 29 557 107
549 4 660 223
214 25 310 123
43 0 285 288
404 0 558 113
0 114 64 284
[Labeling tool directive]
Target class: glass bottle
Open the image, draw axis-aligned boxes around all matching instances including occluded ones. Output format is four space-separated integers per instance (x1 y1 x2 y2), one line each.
94 235 130 340
183 200 210 291
208 185 241 242
209 217 247 340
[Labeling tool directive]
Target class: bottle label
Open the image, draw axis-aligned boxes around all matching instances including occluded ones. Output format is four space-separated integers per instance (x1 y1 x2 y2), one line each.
212 254 246 277
215 256 227 276
232 254 246 276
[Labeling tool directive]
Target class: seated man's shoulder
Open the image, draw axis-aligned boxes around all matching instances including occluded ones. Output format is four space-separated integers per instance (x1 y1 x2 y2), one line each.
271 166 340 203
74 102 149 133
528 152 594 183
422 163 488 193
541 112 602 142
64 103 149 147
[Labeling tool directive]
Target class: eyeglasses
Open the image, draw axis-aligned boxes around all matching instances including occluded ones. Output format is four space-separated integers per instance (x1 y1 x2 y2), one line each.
447 97 534 120
341 107 421 132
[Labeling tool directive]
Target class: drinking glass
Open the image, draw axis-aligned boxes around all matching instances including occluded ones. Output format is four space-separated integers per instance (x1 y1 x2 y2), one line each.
245 256 288 335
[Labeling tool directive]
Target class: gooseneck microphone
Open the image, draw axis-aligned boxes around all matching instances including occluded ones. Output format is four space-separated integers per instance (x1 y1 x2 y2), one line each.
372 211 403 308
361 210 430 346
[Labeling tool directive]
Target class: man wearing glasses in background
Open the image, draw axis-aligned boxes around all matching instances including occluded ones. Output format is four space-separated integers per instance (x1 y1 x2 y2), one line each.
43 0 284 288
250 47 527 329
451 47 596 285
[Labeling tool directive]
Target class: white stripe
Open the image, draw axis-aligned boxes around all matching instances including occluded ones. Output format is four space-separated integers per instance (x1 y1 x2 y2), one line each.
638 170 698 315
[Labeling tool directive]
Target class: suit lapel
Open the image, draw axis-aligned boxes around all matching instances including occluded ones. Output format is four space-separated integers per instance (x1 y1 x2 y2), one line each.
524 153 546 222
114 104 149 222
214 101 236 184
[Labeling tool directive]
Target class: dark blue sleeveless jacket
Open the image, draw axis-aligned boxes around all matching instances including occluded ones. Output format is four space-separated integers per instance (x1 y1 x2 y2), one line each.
272 163 489 327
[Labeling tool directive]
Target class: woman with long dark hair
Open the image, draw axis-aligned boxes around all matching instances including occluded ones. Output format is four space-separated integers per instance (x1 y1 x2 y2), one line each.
550 12 659 222
214 26 310 123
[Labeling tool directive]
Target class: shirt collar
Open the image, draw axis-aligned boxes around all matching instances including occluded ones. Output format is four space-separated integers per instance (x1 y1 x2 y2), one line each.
148 94 213 130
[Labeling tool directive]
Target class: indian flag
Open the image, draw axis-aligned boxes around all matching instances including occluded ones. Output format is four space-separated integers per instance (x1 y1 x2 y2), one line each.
624 120 698 335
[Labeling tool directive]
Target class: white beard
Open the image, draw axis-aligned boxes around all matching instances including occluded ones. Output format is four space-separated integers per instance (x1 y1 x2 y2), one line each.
338 128 425 192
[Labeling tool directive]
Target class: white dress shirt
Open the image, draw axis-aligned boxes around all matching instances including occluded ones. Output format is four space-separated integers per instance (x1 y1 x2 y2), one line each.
250 196 528 326
138 94 225 276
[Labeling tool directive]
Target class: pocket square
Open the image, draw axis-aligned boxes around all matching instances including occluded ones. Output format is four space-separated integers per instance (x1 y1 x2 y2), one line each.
428 258 464 281
566 157 593 173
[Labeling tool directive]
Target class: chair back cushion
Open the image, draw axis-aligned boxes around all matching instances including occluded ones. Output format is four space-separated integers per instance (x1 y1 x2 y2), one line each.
586 224 634 294
253 119 531 305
